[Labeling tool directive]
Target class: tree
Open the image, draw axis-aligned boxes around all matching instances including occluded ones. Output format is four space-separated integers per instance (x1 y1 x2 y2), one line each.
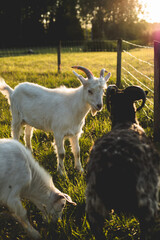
0 0 22 47
50 0 84 41
78 0 143 40
0 0 84 47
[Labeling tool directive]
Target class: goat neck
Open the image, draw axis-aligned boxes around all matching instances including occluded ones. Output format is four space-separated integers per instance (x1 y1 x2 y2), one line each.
21 160 54 209
71 86 91 122
110 94 137 129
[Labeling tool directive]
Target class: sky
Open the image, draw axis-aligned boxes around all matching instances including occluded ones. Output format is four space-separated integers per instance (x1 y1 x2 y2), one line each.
139 0 160 23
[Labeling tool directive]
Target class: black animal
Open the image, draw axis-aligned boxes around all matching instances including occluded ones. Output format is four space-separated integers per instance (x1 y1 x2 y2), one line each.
86 85 160 240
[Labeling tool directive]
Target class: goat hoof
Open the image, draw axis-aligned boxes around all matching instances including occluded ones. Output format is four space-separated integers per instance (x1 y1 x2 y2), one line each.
75 166 84 173
57 168 67 177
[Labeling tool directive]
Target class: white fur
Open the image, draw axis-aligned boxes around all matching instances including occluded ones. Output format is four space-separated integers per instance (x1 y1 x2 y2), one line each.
0 138 76 239
0 69 111 175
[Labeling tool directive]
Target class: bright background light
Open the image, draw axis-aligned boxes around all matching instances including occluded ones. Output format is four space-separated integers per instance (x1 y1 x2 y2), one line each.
139 0 160 23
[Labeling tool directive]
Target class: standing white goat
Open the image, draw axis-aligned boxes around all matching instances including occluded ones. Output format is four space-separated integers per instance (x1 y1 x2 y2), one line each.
0 138 76 239
0 66 111 175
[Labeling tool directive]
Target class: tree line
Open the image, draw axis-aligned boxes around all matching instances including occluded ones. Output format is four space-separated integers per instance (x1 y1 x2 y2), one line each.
0 0 156 48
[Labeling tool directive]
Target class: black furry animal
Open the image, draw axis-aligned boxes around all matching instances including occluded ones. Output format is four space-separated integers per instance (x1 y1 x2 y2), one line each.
86 85 160 240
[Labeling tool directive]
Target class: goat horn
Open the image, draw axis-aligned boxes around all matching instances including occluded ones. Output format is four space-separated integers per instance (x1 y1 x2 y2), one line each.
72 66 94 79
106 85 118 112
100 68 108 78
124 86 147 111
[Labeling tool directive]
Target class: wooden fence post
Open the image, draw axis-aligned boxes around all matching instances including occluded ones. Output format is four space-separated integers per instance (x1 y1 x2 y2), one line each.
154 41 160 141
57 40 61 73
116 39 122 88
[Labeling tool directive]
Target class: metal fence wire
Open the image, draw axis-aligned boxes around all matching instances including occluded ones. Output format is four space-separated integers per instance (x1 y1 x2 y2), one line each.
1 39 160 140
121 40 154 121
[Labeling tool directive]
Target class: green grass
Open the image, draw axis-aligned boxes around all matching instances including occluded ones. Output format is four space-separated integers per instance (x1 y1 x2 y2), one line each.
0 50 154 239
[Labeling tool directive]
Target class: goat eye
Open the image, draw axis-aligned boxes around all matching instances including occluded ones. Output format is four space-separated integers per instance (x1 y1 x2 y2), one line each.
88 90 93 95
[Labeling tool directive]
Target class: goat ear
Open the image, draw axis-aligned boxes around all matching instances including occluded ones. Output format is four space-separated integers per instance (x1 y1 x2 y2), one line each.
54 193 65 203
105 72 111 82
106 85 118 112
54 192 77 206
73 71 87 86
63 193 77 206
100 68 107 78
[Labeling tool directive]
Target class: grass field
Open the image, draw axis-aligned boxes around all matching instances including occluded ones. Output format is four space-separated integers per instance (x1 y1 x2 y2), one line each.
0 50 154 239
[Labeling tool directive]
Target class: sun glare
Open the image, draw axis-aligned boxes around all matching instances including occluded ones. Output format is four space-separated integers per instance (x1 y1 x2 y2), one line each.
139 0 160 23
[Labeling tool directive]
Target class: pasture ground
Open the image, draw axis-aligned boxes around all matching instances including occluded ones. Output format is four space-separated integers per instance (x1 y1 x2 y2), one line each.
0 50 154 239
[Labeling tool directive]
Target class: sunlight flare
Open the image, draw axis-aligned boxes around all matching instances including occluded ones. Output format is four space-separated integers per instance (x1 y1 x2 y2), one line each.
139 0 160 23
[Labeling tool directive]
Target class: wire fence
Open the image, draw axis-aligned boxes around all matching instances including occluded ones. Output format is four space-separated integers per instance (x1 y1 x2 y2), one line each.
0 40 118 58
1 38 160 139
121 40 154 122
0 39 147 57
0 40 155 119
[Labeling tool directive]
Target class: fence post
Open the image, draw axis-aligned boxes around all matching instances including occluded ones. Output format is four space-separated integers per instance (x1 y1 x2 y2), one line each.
116 39 122 88
57 40 61 73
154 41 160 142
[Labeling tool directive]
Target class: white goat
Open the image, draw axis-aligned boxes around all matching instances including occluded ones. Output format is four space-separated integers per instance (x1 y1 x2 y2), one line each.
0 66 111 175
0 138 76 239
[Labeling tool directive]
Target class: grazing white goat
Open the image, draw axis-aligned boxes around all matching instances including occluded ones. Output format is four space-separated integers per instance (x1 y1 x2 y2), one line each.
0 138 76 239
0 66 111 175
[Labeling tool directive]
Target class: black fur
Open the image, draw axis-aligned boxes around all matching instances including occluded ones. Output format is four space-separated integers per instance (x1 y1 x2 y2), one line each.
86 85 160 240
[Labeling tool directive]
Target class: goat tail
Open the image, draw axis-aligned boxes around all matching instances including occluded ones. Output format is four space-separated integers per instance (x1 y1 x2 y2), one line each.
0 78 13 104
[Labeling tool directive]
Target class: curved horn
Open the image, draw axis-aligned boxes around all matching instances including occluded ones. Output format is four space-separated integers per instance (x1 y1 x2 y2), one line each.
124 86 146 111
106 85 118 112
72 66 93 79
100 68 108 78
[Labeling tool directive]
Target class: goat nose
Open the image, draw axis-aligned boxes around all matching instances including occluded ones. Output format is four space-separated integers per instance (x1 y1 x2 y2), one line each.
97 104 102 110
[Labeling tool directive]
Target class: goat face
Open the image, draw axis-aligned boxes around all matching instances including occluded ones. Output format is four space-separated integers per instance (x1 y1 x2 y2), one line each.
72 66 111 116
106 85 147 126
42 192 76 223
84 79 106 116
49 198 66 222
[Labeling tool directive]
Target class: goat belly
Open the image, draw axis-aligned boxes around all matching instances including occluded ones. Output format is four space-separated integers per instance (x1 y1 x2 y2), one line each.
58 120 84 138
64 128 82 138
22 118 50 131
